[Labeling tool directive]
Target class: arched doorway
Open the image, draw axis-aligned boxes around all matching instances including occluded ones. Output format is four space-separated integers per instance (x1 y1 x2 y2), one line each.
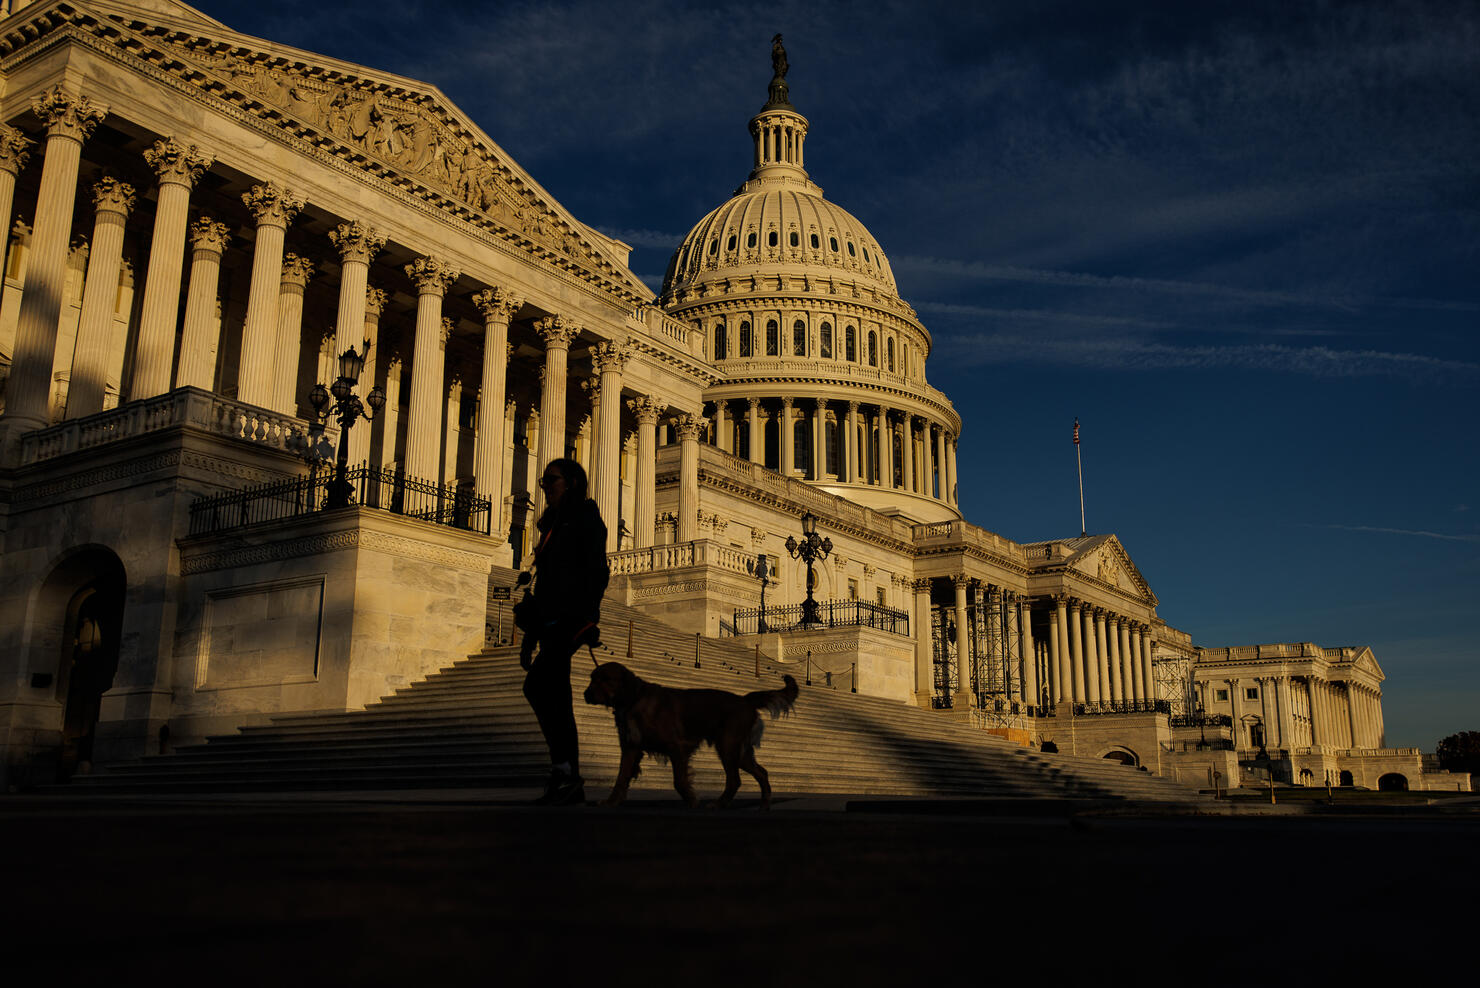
31 547 127 781
1339 770 1354 787
1378 773 1408 792
1101 748 1138 767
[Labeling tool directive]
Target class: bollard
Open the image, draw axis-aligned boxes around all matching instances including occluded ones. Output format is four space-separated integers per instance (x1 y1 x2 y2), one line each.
805 649 812 686
754 642 760 678
694 631 701 669
627 619 633 658
851 661 857 693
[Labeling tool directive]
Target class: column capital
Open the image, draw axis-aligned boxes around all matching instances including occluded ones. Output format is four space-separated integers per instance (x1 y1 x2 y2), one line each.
846 399 860 413
405 255 459 295
580 377 600 404
747 396 762 410
950 573 972 590
0 125 32 175
365 287 388 319
674 411 702 441
242 182 303 228
591 340 630 375
189 216 230 254
535 314 580 348
627 394 661 424
913 578 932 594
439 316 455 347
32 86 107 142
780 394 794 409
90 177 135 216
280 252 315 288
144 138 213 187
328 220 385 264
472 285 525 321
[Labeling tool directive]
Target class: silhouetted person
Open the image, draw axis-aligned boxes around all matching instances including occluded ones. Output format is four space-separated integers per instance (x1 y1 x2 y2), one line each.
520 458 608 805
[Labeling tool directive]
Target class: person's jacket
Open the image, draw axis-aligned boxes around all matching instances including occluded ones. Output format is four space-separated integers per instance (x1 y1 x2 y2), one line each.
531 498 609 628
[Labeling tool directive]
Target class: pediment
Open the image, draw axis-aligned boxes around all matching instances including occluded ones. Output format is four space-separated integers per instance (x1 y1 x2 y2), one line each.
1342 646 1385 682
1 1 650 302
1064 534 1157 605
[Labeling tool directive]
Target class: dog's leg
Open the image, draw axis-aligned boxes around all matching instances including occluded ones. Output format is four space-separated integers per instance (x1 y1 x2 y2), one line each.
741 746 772 810
711 741 743 809
670 750 698 808
604 746 643 807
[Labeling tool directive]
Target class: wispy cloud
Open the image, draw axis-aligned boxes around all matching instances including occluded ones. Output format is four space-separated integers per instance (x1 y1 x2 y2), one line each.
1321 524 1480 545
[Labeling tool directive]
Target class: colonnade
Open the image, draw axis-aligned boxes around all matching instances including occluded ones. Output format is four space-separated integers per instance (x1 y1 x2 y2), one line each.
1044 595 1157 708
1216 675 1384 751
707 395 957 505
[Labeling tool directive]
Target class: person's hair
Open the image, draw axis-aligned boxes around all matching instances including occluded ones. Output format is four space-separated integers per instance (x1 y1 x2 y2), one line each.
537 458 591 530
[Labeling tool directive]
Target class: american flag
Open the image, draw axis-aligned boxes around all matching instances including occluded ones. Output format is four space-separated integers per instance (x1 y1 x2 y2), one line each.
1073 418 1080 446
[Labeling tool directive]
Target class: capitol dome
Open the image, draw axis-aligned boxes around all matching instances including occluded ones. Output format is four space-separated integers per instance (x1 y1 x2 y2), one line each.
660 39 963 524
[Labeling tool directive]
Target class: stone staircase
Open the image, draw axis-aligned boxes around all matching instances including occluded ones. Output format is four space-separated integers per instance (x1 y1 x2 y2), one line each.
71 583 1204 803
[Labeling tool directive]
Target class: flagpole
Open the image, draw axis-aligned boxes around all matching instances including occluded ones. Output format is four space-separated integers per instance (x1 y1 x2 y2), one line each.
1074 417 1086 537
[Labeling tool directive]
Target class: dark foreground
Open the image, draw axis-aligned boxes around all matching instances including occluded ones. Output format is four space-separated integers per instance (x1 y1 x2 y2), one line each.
3 791 1474 984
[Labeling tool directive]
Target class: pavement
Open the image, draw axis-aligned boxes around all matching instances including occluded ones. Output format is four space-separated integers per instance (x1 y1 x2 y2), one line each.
3 787 1475 985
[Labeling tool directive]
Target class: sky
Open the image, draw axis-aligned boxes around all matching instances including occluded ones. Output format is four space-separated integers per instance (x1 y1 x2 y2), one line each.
188 0 1478 750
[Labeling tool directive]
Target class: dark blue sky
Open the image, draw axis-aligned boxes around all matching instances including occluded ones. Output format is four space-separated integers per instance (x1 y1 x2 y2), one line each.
190 0 1478 748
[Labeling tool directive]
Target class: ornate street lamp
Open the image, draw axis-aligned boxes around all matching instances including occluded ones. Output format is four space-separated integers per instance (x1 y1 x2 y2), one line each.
305 343 386 510
784 510 832 628
755 553 771 633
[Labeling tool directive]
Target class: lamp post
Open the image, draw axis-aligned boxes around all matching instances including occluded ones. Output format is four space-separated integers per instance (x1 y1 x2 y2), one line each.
306 343 386 510
784 510 832 628
756 553 770 633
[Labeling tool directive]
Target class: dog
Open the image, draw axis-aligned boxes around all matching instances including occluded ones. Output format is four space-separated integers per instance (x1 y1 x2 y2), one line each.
583 662 798 809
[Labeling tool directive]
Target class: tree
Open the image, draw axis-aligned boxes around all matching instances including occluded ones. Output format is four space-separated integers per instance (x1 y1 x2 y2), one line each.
1435 731 1480 777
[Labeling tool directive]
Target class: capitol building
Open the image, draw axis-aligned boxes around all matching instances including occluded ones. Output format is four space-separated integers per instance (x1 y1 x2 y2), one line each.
0 0 1464 794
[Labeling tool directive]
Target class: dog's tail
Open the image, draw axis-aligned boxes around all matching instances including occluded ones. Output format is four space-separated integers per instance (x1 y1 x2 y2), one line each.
746 674 799 720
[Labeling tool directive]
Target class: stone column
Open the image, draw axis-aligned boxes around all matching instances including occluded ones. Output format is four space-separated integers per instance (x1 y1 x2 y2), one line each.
628 395 659 548
936 427 948 502
1141 631 1156 703
132 139 213 399
1276 676 1295 748
1117 619 1136 703
533 315 579 515
852 396 864 482
713 400 731 453
812 399 826 479
1048 599 1062 705
1067 599 1085 702
1345 686 1360 749
403 256 459 480
1105 613 1122 703
4 88 106 432
947 434 959 504
1083 606 1101 704
175 218 230 391
779 396 794 476
1018 596 1037 707
379 347 404 468
591 341 628 548
901 414 915 493
354 288 387 467
1258 678 1276 748
273 254 314 415
443 374 463 484
984 585 1002 696
744 397 761 464
67 178 135 418
952 576 972 710
471 287 521 510
675 411 700 542
327 221 384 361
0 127 32 281
1228 678 1244 748
913 579 933 707
922 421 935 499
879 407 893 489
237 183 304 408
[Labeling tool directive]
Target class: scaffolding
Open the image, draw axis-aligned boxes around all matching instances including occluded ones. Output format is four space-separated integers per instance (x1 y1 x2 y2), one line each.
1154 652 1195 718
969 585 1025 729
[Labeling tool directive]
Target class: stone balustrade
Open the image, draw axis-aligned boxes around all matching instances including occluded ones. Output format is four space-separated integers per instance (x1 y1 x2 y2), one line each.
607 538 757 577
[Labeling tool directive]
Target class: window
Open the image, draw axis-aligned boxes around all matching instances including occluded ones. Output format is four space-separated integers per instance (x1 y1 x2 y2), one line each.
810 233 820 249
1245 687 1260 701
886 338 895 372
739 321 752 357
820 322 833 358
863 246 871 262
848 579 858 600
792 320 806 356
867 330 877 367
747 232 757 248
789 231 799 247
708 239 718 256
1214 688 1229 702
847 241 856 257
727 234 736 251
829 236 839 252
876 587 886 607
768 230 778 247
714 322 727 360
765 319 779 356
845 326 856 362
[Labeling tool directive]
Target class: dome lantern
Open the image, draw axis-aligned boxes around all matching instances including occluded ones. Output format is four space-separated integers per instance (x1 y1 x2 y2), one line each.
748 34 810 186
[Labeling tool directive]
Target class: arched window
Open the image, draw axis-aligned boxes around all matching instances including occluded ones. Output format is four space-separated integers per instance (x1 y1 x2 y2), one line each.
708 239 718 256
727 234 736 252
747 232 757 248
765 319 779 356
810 233 820 249
714 322 727 360
789 231 799 248
739 321 752 357
845 326 856 362
863 246 871 262
886 337 894 372
793 418 810 475
829 236 839 253
768 231 778 247
820 322 833 359
847 241 857 257
792 320 806 356
867 330 877 366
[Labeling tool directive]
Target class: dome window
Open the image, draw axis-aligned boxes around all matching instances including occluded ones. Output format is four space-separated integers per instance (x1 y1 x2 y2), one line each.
820 322 833 359
714 322 727 361
847 242 856 257
867 330 877 366
793 319 806 356
845 325 856 362
727 234 737 252
747 232 757 249
790 231 800 248
829 237 839 253
810 233 820 250
766 319 779 356
708 239 718 256
739 321 752 357
887 338 895 372
863 246 871 262
768 231 778 247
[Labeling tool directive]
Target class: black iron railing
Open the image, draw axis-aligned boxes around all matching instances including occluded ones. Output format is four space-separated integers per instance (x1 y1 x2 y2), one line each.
1169 712 1233 728
728 599 910 637
188 465 492 536
1073 699 1172 716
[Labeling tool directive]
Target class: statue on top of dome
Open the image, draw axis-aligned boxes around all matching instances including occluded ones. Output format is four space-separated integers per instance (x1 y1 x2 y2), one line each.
766 34 792 109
